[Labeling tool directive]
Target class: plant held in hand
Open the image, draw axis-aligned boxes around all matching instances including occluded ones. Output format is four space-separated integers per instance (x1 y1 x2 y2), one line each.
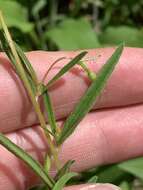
0 11 124 190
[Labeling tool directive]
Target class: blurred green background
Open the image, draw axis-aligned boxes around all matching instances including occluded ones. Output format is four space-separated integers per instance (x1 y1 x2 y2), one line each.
1 0 143 189
0 0 143 51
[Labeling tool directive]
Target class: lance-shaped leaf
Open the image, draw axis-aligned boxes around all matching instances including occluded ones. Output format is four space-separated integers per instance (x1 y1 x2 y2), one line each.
44 153 51 174
0 133 54 188
0 30 17 69
42 86 58 135
53 172 78 190
57 43 124 144
0 12 37 96
46 51 87 88
15 42 38 85
0 31 37 95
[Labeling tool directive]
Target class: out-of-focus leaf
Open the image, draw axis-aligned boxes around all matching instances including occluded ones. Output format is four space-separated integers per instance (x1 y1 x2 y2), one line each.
119 181 131 190
0 0 33 32
118 157 143 180
32 0 46 16
100 26 143 47
53 172 78 190
45 18 100 50
87 175 98 183
57 43 123 144
96 165 131 184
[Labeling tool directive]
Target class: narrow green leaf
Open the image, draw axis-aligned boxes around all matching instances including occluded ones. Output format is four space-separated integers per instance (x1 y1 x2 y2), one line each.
15 42 38 85
46 51 87 88
0 31 37 95
0 31 24 76
0 37 17 70
26 74 37 95
53 172 78 190
95 164 129 183
58 43 124 144
0 133 54 188
55 160 75 181
44 153 51 173
43 87 57 135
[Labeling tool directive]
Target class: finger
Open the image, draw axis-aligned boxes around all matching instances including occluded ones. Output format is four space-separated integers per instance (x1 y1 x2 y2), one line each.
64 184 120 190
1 48 143 133
1 104 143 189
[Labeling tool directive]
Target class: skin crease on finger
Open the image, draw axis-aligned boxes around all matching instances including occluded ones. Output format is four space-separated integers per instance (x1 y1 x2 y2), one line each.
0 48 143 133
1 103 143 189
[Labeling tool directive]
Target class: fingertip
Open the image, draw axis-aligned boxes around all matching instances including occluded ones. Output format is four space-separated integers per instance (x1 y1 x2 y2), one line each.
64 183 120 190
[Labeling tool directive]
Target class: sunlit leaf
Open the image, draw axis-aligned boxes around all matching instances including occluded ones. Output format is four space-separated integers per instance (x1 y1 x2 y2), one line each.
0 0 33 32
46 18 100 50
58 43 124 144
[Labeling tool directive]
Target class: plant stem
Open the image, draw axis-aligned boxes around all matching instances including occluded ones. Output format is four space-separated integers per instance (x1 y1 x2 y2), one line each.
0 11 61 170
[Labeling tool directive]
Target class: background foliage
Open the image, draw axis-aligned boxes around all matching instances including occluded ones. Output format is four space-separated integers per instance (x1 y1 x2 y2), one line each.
0 0 143 51
0 0 143 189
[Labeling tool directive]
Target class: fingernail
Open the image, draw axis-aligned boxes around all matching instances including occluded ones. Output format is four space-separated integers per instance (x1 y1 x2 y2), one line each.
80 183 121 190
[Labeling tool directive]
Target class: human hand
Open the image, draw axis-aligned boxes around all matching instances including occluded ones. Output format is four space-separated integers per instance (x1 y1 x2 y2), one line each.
0 47 143 190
